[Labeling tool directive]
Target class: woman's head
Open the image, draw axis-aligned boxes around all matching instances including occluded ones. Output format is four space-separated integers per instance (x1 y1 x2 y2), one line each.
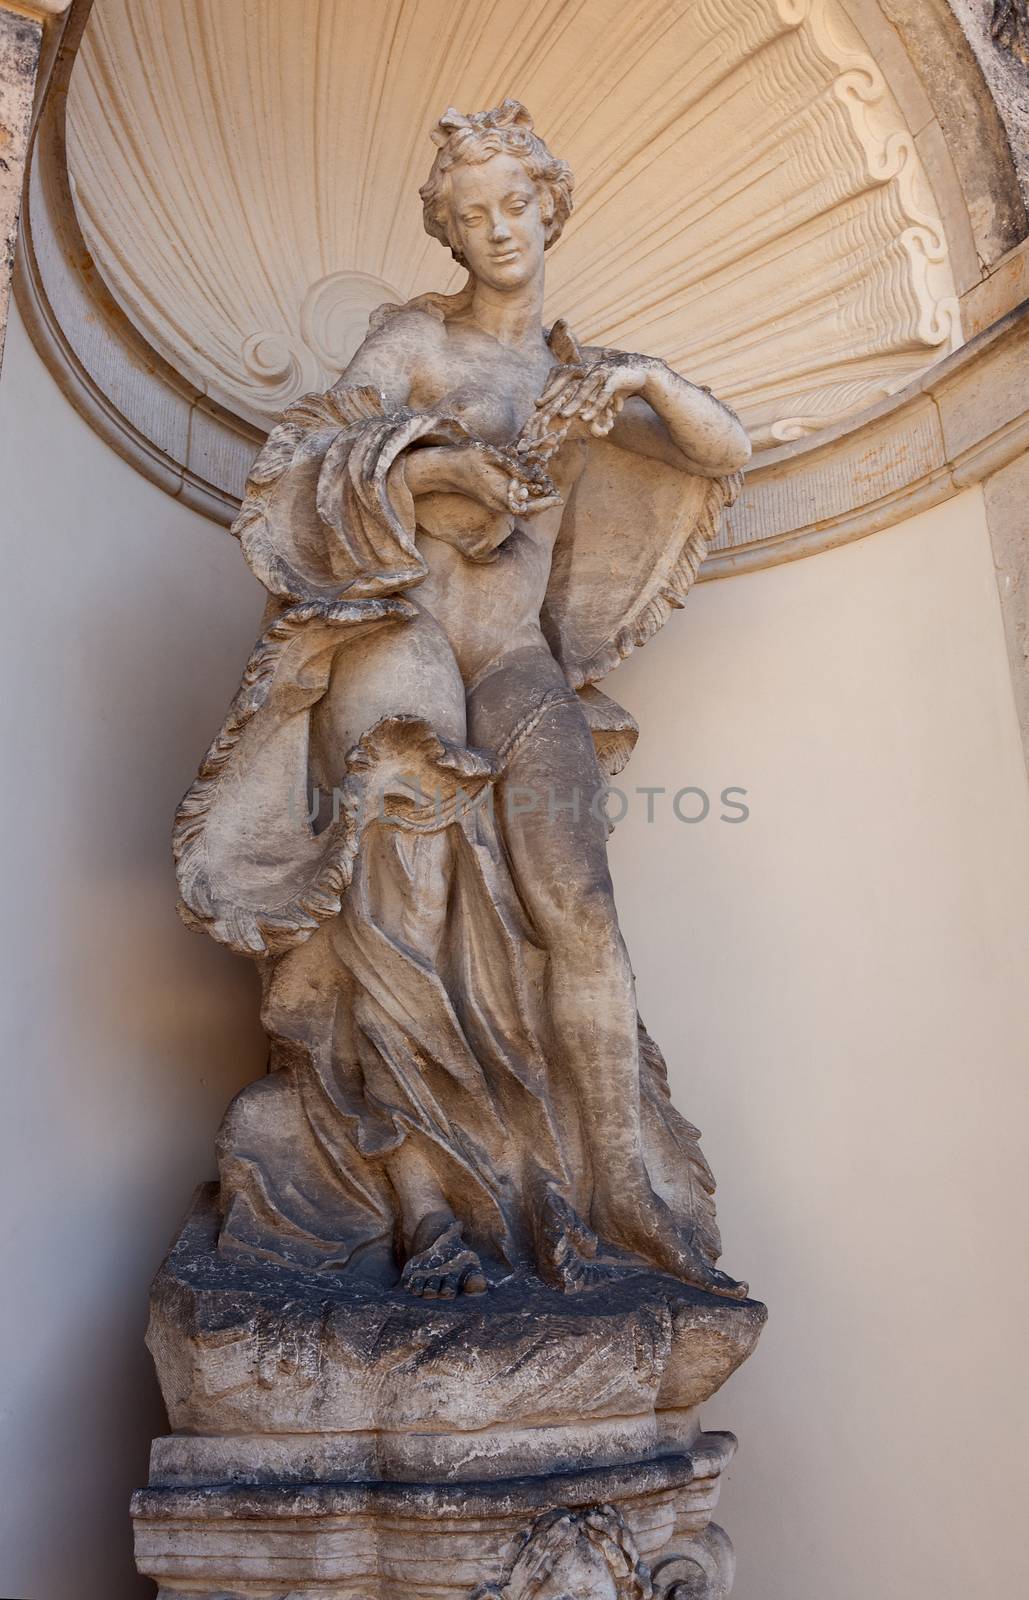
420 101 573 289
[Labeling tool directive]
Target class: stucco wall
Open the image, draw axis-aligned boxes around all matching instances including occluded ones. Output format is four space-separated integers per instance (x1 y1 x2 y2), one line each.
608 488 1029 1600
1 311 1027 1600
0 308 268 1600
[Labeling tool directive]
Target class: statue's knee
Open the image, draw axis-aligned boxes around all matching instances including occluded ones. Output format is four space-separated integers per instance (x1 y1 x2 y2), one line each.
216 1070 292 1160
532 872 619 948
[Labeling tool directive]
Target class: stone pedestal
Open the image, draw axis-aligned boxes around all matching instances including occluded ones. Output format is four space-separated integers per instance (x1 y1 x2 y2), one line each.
133 1187 765 1598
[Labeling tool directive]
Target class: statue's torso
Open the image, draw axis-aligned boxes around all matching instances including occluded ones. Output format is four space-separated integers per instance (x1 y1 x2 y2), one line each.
406 314 585 685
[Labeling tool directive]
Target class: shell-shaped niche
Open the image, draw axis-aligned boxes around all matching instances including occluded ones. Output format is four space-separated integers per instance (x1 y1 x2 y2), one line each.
67 0 961 446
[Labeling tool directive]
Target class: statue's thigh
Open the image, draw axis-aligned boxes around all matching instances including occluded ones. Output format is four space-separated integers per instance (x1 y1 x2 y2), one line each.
310 603 467 785
499 700 615 933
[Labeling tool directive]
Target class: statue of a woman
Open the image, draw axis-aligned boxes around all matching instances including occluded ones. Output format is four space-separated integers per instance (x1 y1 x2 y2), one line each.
175 101 751 1303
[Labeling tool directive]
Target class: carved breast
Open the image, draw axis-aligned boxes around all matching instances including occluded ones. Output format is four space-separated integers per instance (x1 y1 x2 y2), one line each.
431 385 525 448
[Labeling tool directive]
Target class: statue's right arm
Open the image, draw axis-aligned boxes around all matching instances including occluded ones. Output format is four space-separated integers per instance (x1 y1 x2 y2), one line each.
328 312 466 499
332 311 555 515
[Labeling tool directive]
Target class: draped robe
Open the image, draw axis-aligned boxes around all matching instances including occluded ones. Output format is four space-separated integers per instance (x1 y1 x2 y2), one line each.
174 313 740 1284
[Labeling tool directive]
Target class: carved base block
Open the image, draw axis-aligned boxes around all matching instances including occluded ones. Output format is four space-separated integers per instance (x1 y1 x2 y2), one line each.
136 1453 736 1599
133 1187 764 1598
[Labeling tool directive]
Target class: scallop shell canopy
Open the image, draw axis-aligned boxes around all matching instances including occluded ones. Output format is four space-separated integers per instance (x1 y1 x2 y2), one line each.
68 0 960 446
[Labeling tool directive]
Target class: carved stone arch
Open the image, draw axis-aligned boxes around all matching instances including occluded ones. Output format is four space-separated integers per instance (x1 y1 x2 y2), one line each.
14 0 259 523
842 0 1027 269
11 0 1029 579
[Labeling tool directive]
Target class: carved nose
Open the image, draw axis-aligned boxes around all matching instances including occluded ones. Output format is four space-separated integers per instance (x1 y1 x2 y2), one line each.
489 219 511 242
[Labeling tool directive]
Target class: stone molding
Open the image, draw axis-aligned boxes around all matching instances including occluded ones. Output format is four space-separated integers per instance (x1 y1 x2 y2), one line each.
0 0 70 371
133 1450 737 1600
705 291 1029 577
877 0 1028 236
64 0 965 447
2 2 69 18
11 0 1029 587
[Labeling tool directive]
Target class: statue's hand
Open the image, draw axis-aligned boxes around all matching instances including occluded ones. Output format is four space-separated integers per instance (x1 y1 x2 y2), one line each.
408 442 561 517
540 352 659 419
538 353 661 430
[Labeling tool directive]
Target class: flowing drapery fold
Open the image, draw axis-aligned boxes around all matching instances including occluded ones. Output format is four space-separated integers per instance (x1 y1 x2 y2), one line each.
174 324 736 1278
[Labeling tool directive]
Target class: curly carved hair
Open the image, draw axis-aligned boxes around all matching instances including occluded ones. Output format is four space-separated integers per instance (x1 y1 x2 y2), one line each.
473 1505 653 1599
420 99 574 267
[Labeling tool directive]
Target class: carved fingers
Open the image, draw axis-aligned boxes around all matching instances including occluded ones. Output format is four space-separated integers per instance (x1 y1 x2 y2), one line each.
576 364 641 435
495 447 562 515
439 443 561 518
528 355 654 451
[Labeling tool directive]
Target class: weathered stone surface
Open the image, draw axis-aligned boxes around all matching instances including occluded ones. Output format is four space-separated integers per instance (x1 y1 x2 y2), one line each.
991 0 1029 65
0 7 43 372
135 1443 737 1598
146 1186 765 1487
137 99 762 1599
960 235 1029 336
138 1191 752 1594
136 1186 761 1592
882 0 1028 245
170 98 752 1307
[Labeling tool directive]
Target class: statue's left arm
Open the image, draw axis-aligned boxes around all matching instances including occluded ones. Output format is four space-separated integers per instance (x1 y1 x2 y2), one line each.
530 337 749 695
526 350 751 478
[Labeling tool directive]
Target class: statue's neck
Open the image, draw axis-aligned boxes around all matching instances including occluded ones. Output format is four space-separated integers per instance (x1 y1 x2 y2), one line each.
468 271 548 355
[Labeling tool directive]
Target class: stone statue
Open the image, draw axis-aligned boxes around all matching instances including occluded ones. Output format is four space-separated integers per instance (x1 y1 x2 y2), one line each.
135 102 764 1600
174 99 751 1303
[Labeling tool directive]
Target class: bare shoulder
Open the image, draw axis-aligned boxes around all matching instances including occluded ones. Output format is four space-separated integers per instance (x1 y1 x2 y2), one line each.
370 303 449 349
333 305 446 408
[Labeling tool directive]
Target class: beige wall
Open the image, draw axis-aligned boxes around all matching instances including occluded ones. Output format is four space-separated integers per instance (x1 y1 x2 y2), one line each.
608 489 1029 1600
1 310 1028 1600
0 309 268 1600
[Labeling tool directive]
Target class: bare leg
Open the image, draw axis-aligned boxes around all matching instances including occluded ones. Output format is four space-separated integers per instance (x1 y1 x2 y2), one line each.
482 671 745 1298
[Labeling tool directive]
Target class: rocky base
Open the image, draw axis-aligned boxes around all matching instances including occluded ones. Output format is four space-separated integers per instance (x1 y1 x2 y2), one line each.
133 1186 765 1598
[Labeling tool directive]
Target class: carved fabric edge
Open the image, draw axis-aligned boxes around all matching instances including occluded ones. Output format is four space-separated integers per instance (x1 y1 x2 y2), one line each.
571 474 740 685
172 599 436 958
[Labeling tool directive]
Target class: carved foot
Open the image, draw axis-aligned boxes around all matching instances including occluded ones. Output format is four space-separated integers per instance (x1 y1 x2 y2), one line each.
596 1193 749 1301
662 1242 748 1302
536 1191 614 1293
401 1216 487 1298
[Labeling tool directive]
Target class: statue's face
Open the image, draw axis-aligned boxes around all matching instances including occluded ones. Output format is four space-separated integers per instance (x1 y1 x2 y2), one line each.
532 1545 619 1600
448 151 547 290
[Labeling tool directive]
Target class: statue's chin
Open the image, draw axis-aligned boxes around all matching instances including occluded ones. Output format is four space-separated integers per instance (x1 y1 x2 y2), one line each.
472 256 541 294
